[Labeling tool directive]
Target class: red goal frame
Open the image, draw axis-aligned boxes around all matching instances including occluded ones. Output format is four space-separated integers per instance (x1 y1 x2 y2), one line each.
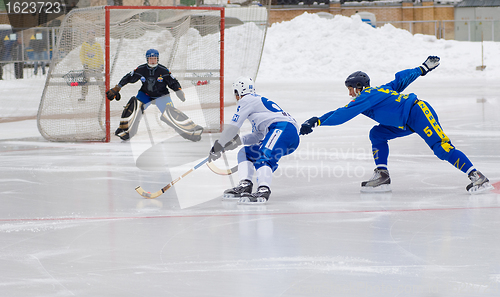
104 6 225 142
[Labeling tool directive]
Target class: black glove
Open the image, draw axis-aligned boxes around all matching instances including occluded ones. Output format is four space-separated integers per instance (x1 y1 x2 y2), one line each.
209 140 224 162
300 117 320 135
106 85 121 101
224 135 242 151
419 56 440 76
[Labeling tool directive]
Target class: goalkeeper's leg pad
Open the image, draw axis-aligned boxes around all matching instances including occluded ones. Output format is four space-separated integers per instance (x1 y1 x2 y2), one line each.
160 105 203 142
115 97 143 140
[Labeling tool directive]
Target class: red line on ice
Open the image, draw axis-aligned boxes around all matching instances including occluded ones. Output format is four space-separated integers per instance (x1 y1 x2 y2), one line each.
2 205 500 222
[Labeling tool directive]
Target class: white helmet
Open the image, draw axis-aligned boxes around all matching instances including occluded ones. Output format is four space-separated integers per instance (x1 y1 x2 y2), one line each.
232 76 255 97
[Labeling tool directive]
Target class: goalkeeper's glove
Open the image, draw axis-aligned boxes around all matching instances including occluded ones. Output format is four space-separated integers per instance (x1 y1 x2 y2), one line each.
300 117 320 135
209 140 224 162
106 85 121 101
419 56 440 76
175 89 186 102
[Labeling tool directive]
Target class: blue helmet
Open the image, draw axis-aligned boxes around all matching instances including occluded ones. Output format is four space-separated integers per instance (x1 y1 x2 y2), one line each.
146 48 159 58
146 49 159 68
345 71 370 89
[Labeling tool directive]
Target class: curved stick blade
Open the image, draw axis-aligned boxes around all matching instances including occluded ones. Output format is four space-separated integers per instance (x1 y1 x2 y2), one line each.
207 161 238 176
135 157 209 199
135 186 163 199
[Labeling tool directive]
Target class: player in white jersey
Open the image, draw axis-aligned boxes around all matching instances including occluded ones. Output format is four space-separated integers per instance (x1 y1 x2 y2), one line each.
209 77 300 204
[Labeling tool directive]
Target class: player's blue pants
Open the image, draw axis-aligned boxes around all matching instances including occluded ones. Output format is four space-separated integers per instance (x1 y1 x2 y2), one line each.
238 122 300 171
369 100 473 174
136 91 173 113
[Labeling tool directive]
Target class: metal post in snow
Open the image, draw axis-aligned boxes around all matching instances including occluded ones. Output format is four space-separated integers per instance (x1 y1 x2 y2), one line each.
468 21 471 42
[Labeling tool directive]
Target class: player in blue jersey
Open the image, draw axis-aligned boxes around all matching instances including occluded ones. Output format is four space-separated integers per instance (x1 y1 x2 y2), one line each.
300 56 493 194
209 77 300 204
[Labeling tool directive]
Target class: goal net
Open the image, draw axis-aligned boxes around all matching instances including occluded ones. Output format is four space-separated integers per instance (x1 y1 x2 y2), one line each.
37 6 225 142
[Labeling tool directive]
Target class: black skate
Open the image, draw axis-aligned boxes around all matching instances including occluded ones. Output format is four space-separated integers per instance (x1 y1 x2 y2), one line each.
466 170 493 194
238 186 271 205
360 168 391 193
114 128 130 141
223 179 253 200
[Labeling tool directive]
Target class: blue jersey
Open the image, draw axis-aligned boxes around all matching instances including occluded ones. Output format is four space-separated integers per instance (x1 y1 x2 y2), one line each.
319 67 423 129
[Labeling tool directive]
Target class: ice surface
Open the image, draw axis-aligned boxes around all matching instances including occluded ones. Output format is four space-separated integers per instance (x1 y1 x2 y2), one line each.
0 13 499 297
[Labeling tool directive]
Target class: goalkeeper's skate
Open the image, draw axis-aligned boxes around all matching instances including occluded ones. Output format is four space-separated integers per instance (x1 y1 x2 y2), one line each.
239 186 271 205
360 168 391 193
466 170 493 194
223 179 253 200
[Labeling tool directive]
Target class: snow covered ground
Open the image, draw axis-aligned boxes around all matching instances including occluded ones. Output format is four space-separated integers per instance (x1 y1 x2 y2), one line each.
0 13 499 297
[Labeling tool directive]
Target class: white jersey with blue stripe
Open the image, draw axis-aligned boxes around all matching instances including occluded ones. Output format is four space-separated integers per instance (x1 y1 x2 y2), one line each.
231 94 298 131
220 93 298 146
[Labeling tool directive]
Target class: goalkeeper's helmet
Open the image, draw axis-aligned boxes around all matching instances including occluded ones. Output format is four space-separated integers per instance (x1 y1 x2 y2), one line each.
146 49 159 68
345 71 370 89
232 76 255 98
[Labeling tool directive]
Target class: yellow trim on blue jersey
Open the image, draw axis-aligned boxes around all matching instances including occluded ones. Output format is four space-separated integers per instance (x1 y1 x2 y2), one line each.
417 101 454 152
454 158 465 170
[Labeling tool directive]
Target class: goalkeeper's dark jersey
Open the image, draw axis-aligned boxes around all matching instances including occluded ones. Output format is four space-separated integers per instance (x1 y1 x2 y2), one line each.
117 63 182 98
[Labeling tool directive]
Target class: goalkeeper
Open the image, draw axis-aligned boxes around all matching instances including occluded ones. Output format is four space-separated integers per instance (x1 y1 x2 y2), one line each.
106 49 203 141
300 56 493 194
